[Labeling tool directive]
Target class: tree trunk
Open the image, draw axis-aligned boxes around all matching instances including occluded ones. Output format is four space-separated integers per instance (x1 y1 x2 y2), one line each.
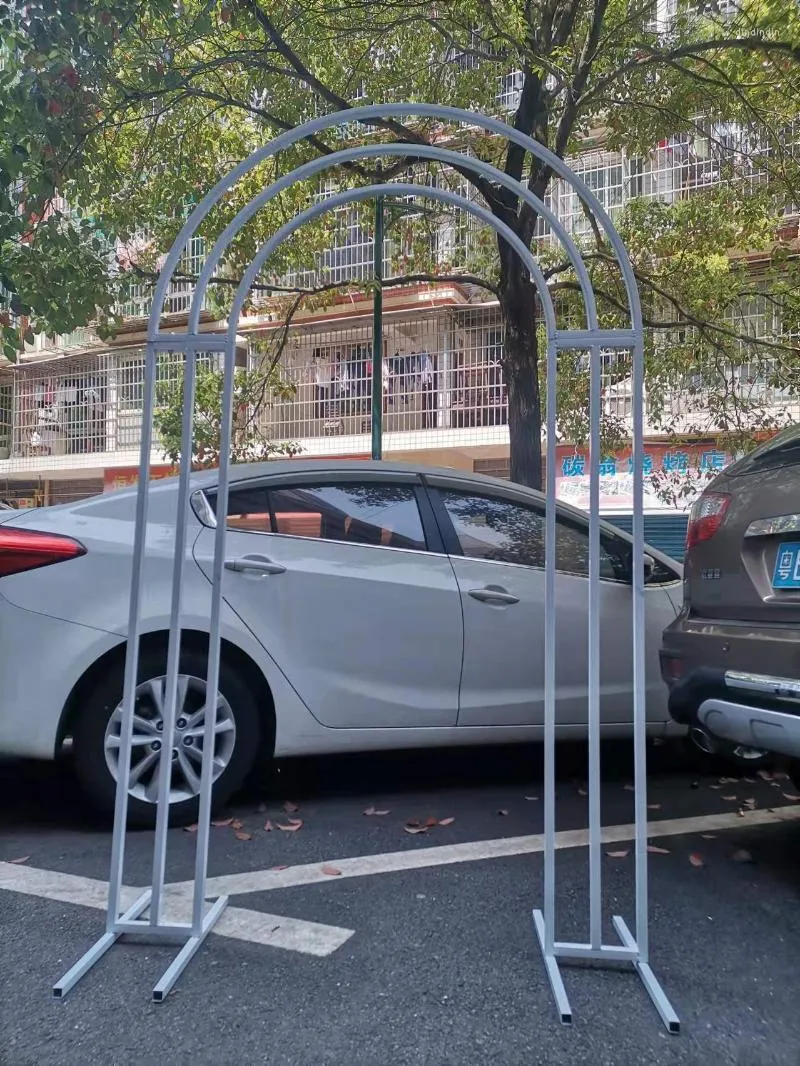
499 265 543 490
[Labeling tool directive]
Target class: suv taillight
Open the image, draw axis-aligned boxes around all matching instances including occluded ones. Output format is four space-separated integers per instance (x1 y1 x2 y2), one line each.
0 527 86 577
686 492 730 549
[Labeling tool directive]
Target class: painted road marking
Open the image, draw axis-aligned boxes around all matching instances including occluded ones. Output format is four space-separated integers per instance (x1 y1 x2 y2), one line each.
170 804 800 899
0 863 353 957
3 805 798 955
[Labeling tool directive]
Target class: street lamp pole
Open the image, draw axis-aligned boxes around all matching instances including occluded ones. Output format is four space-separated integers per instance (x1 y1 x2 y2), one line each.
371 195 384 460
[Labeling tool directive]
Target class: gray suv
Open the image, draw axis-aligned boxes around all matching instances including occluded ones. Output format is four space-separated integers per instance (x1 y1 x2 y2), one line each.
661 425 800 790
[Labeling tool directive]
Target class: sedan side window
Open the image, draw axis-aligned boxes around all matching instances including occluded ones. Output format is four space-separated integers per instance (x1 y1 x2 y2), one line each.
440 489 628 580
269 484 427 550
440 491 545 567
211 486 272 533
209 481 427 550
554 520 628 582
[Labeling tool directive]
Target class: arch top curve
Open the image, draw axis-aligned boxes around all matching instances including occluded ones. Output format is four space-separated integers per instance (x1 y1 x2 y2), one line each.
147 102 643 341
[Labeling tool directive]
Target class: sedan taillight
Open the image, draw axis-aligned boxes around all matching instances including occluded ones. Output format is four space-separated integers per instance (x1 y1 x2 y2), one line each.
0 527 86 578
686 492 731 549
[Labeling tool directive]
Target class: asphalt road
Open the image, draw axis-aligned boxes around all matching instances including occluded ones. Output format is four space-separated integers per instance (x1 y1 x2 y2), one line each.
1 741 799 1066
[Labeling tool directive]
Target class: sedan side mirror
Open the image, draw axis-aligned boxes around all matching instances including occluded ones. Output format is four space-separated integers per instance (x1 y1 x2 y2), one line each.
623 547 655 584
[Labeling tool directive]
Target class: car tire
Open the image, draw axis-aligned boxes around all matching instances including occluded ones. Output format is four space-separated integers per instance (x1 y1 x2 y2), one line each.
72 646 261 828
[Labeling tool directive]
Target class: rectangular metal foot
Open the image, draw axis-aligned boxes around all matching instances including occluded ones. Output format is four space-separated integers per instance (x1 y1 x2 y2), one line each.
152 895 228 1002
532 909 573 1025
612 916 680 1034
54 889 152 999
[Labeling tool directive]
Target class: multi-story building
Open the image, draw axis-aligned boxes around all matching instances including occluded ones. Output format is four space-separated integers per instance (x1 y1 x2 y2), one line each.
1 110 796 529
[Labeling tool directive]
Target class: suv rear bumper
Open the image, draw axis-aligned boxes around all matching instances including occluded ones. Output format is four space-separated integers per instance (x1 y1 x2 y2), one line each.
663 663 800 759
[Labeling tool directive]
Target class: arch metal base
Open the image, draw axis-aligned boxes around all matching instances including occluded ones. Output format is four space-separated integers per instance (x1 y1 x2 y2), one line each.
53 891 228 1002
532 910 680 1033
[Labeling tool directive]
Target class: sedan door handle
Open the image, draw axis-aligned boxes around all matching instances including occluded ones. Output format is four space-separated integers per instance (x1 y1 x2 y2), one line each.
468 585 519 605
224 555 286 576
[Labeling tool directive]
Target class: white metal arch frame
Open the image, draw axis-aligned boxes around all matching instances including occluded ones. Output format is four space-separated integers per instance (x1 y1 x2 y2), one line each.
55 104 678 1032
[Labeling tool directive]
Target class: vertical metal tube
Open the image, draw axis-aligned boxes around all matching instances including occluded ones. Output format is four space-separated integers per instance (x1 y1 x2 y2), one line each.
106 341 159 930
543 330 558 955
192 341 236 931
371 195 384 460
631 335 649 962
150 349 197 924
588 345 602 950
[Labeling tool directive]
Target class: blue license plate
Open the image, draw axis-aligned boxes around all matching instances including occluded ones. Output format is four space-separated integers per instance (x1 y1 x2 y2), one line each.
772 542 800 588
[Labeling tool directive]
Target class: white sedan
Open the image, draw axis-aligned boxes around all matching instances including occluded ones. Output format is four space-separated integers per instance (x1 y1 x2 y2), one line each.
0 460 683 825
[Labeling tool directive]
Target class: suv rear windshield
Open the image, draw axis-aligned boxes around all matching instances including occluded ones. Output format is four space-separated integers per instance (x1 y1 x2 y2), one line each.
730 424 800 475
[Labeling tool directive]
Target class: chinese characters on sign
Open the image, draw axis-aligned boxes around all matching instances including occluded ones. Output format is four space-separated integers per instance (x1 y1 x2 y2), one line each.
102 465 176 493
559 448 730 479
555 444 733 511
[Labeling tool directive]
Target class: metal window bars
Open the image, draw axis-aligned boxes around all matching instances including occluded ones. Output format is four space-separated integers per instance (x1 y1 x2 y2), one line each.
1 295 798 481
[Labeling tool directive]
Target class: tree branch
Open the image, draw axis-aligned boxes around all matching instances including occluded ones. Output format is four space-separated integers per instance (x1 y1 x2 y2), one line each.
584 35 800 110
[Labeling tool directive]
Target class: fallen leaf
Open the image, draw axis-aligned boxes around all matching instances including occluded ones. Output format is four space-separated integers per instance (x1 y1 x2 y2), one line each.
183 824 198 833
577 787 587 796
321 865 342 876
524 796 539 801
757 769 774 782
363 806 376 816
263 820 274 832
773 771 789 781
708 784 722 790
438 817 455 827
424 816 439 828
743 777 757 784
373 809 390 816
721 795 738 801
271 864 289 871
496 809 509 816
701 833 717 839
277 820 303 832
743 797 757 809
732 848 753 863
363 806 391 816
782 792 800 802
212 817 233 828
623 784 635 792
607 849 629 858
234 830 252 841
689 852 705 867
719 776 738 784
737 809 746 818
647 845 670 854
7 855 29 864
231 818 243 831
647 803 661 810
283 801 299 814
404 824 428 835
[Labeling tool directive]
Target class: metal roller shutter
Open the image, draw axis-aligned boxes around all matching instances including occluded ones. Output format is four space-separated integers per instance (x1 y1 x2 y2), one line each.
606 513 689 562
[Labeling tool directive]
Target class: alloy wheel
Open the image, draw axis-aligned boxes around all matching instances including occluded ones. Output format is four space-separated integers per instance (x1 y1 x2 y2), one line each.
103 674 237 804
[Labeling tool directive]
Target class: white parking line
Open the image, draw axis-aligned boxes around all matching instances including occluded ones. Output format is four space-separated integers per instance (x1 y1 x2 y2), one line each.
3 805 798 957
0 863 354 957
170 804 800 899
